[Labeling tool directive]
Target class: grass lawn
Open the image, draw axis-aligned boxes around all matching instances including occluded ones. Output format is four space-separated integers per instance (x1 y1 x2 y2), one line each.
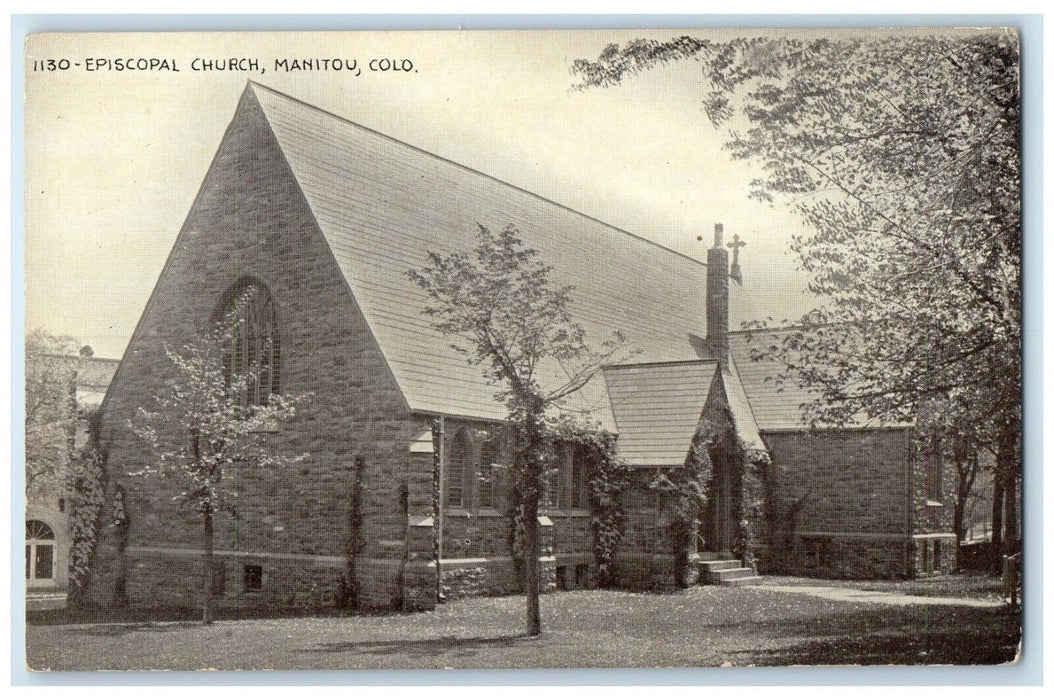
26 585 1020 671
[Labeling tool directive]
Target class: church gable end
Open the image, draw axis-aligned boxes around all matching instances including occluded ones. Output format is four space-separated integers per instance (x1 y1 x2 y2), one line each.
94 86 417 612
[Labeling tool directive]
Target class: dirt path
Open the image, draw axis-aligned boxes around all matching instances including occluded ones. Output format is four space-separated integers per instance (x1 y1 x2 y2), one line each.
754 583 1005 608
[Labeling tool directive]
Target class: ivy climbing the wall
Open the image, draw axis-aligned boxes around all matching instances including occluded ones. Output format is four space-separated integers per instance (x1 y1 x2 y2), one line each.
650 422 715 587
337 454 366 610
551 417 632 588
734 449 770 573
66 413 108 609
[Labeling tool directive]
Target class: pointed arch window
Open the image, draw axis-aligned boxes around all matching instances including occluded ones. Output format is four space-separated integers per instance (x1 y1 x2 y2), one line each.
218 280 280 405
445 430 472 509
478 431 505 511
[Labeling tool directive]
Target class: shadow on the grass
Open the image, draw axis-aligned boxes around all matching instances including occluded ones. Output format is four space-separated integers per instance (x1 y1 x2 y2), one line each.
59 621 205 638
734 627 1021 666
709 605 1014 639
298 633 532 658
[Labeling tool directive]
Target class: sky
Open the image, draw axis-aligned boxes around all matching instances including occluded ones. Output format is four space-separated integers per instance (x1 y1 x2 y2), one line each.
23 29 825 359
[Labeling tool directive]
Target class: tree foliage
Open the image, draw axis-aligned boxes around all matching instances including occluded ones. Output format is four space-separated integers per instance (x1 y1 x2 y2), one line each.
408 223 626 635
550 416 632 588
129 294 307 622
574 32 1021 541
25 329 81 496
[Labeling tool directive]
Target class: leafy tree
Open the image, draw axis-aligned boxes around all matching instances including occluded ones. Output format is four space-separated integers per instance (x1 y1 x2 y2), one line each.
25 330 81 497
408 223 625 636
130 295 307 624
574 31 1021 551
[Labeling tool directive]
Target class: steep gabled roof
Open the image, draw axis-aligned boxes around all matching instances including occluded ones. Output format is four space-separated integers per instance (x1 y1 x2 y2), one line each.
728 329 910 432
721 360 765 451
728 330 820 431
248 82 709 423
603 361 717 467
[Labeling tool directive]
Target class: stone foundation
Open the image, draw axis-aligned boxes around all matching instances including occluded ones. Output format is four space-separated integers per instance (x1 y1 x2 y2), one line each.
123 548 352 615
772 535 911 579
912 534 958 577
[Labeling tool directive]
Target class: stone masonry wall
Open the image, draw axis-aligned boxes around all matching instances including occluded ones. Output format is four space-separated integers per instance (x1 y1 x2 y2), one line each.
93 89 420 613
613 471 675 590
910 439 959 576
402 417 573 606
762 428 919 579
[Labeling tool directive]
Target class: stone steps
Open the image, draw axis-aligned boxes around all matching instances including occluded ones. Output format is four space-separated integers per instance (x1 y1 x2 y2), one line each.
696 553 764 587
696 551 736 562
700 559 742 572
718 575 765 587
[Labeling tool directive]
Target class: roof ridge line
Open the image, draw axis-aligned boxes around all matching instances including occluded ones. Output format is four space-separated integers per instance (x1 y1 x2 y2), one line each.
729 321 846 335
245 80 708 270
605 358 717 369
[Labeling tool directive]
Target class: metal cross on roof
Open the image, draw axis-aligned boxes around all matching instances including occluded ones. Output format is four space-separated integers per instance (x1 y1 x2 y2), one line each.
727 233 746 262
728 233 746 285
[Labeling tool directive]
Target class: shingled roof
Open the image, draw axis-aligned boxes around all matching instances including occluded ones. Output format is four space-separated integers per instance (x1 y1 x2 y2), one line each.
248 82 710 424
603 359 765 467
728 329 910 432
728 331 814 431
603 361 718 467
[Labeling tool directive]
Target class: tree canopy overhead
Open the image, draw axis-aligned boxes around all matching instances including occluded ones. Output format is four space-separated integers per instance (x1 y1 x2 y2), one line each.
574 31 1021 440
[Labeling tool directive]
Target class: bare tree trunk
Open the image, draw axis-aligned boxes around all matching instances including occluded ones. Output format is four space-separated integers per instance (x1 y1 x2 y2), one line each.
990 475 1004 548
990 473 1004 575
203 504 214 625
953 456 978 545
515 392 545 637
998 428 1020 556
1003 473 1018 551
524 497 541 636
953 473 967 544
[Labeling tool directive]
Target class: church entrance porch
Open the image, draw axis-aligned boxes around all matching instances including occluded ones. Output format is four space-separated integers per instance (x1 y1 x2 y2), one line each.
704 434 742 557
707 456 738 554
696 432 762 586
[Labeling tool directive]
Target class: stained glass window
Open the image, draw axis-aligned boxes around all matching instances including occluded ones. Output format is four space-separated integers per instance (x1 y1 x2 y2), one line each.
219 281 280 405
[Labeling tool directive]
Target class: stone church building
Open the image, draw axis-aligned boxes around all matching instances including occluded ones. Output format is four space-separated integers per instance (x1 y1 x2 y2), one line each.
86 83 956 614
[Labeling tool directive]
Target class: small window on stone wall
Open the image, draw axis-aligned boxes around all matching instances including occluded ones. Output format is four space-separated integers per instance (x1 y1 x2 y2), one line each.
555 566 569 591
803 537 831 569
446 430 472 509
477 432 503 511
926 438 943 503
243 564 263 592
571 446 591 510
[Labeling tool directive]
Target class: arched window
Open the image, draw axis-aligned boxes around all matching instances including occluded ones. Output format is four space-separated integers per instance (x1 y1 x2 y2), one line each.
26 519 55 584
445 430 472 509
571 445 592 510
478 431 505 511
217 280 280 405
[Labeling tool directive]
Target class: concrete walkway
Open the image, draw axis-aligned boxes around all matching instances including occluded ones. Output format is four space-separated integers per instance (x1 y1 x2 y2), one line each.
754 583 1004 608
26 589 68 612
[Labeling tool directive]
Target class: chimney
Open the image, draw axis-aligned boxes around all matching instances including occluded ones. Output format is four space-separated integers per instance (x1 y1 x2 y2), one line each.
706 223 729 364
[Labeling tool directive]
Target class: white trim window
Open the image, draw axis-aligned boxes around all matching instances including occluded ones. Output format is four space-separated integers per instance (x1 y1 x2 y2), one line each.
26 519 56 585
